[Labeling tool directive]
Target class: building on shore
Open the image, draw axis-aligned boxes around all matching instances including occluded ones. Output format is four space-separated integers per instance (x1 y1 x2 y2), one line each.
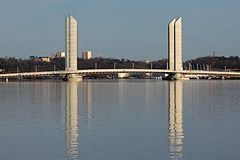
30 56 51 62
38 57 51 62
82 50 92 60
55 51 65 58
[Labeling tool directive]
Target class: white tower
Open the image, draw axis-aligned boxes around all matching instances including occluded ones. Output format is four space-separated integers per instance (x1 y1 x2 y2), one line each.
174 17 183 71
168 17 183 71
65 15 78 72
168 18 176 70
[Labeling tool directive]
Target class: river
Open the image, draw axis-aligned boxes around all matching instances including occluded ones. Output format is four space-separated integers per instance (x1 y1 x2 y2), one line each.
0 80 239 160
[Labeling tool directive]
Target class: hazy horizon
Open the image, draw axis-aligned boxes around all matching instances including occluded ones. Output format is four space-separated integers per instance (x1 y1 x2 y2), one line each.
0 0 239 60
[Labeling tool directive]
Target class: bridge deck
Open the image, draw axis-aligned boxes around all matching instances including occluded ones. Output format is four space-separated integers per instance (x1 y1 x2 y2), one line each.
0 69 240 78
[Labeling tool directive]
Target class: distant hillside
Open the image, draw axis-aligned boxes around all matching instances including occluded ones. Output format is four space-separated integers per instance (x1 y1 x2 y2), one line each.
0 57 168 73
185 56 240 71
1 56 240 73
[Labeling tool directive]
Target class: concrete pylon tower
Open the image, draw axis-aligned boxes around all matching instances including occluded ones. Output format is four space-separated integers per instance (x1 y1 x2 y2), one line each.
65 15 78 72
174 17 183 71
168 17 183 71
168 18 176 70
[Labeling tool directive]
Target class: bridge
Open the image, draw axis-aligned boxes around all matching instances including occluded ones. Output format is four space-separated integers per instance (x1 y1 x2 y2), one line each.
1 16 240 81
1 69 240 80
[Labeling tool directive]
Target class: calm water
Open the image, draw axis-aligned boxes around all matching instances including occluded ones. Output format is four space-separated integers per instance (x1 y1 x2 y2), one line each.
0 80 240 160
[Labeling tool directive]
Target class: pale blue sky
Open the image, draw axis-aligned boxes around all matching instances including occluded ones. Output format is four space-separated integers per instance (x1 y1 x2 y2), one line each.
0 0 239 60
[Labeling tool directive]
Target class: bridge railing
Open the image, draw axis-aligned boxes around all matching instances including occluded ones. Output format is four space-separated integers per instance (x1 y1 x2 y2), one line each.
1 69 240 78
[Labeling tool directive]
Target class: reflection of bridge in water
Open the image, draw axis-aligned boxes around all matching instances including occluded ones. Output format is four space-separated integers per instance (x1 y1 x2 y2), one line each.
168 81 184 159
64 81 185 159
65 81 93 159
65 82 79 160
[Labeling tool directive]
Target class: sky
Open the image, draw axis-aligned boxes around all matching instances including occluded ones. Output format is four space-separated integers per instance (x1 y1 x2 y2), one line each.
0 0 239 60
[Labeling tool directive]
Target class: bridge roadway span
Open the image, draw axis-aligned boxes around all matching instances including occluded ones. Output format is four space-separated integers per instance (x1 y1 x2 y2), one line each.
1 69 240 78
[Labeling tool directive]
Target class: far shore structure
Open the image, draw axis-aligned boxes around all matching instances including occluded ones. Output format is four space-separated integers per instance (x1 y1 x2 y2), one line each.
82 50 92 60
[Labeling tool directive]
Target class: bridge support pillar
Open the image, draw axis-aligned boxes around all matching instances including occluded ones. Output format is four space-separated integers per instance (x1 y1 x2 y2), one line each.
64 74 82 82
164 73 189 80
174 73 189 80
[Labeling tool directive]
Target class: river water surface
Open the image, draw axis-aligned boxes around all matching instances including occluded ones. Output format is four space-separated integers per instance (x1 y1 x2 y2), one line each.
0 80 240 160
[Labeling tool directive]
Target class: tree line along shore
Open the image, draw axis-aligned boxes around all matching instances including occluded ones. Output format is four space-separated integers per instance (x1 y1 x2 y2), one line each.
0 56 240 73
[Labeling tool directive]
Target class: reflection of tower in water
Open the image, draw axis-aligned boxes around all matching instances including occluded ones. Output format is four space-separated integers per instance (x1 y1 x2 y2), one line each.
65 82 79 159
168 81 184 159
